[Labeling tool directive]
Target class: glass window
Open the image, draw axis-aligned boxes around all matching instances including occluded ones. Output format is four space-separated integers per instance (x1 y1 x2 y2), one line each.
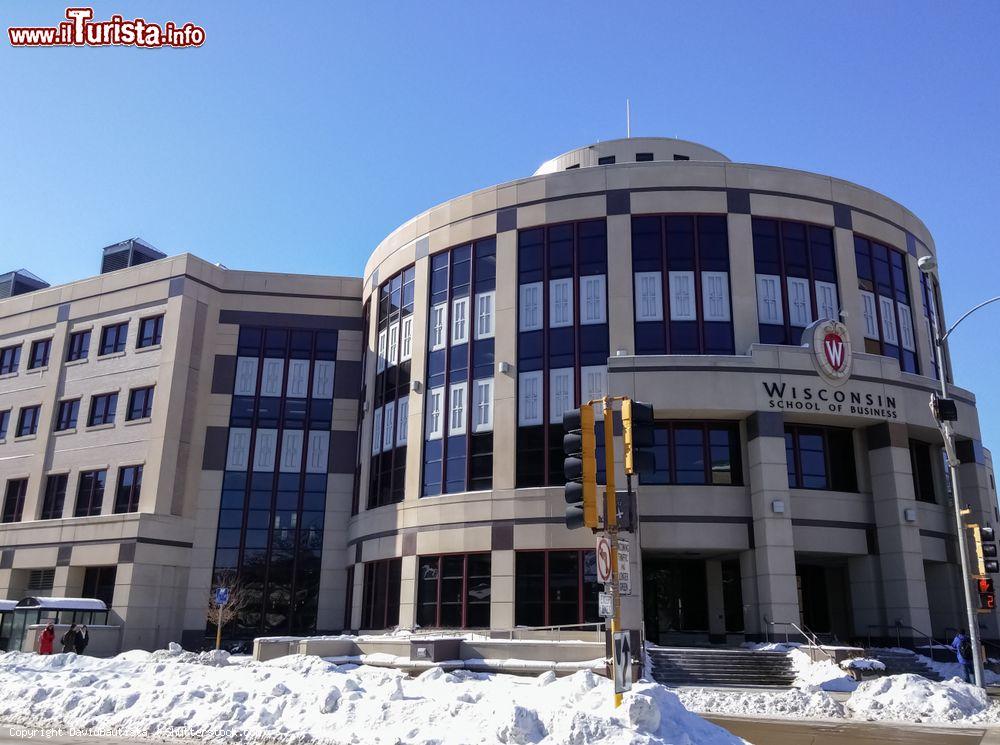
0 410 8 440
1 478 28 523
114 465 143 513
99 322 129 355
75 469 107 517
40 474 68 520
416 553 491 628
640 422 742 486
88 393 118 427
16 405 40 437
785 425 857 492
854 236 919 374
28 339 51 369
126 386 154 420
55 399 80 431
514 550 599 626
361 558 401 629
66 330 91 362
910 440 936 503
137 315 163 348
0 345 21 375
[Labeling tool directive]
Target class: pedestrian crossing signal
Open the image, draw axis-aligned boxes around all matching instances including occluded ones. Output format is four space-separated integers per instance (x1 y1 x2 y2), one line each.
978 578 996 610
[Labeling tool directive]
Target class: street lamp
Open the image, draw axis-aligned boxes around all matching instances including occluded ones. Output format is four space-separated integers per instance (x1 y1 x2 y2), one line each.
918 254 1000 688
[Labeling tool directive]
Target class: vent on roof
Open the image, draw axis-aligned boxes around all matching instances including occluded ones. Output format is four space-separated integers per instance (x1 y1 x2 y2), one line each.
0 269 49 299
100 238 166 274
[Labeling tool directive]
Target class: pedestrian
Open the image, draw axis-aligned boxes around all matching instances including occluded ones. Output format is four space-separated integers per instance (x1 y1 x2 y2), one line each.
952 629 975 683
74 625 89 655
38 622 55 655
61 623 79 654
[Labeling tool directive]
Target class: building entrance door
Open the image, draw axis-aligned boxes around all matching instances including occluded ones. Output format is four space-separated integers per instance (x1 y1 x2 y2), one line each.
642 556 709 645
796 562 852 642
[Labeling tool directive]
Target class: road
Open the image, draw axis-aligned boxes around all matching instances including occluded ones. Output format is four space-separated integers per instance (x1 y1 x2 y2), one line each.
708 715 1000 744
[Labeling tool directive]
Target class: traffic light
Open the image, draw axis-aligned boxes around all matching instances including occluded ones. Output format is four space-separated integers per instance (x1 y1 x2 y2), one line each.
563 406 598 530
930 394 959 423
978 578 996 610
622 399 656 477
982 526 999 574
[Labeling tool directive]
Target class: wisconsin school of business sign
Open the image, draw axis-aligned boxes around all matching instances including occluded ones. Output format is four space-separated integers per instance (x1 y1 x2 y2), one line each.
760 319 899 419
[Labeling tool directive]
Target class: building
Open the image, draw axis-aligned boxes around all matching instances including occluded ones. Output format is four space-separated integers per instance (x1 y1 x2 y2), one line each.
0 248 362 650
0 137 997 650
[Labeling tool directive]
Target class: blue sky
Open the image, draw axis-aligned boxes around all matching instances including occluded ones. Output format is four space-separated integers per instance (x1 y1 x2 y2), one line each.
2 1 999 450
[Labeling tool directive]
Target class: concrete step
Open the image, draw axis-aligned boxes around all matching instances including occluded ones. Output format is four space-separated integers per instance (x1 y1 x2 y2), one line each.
868 650 944 682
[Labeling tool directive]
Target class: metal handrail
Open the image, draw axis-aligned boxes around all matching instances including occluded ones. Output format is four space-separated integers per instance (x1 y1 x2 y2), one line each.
866 623 939 663
764 618 834 661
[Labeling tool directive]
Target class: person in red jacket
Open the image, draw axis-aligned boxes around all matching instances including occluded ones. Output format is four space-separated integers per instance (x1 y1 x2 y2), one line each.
38 622 55 655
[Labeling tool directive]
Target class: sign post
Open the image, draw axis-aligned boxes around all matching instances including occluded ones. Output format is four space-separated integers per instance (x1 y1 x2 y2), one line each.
213 586 230 650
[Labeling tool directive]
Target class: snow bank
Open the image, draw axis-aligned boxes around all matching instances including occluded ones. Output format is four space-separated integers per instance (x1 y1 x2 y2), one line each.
0 650 745 744
788 648 858 692
846 673 990 722
677 686 845 720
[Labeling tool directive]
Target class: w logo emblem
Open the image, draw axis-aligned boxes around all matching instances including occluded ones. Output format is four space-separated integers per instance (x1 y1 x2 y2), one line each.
824 333 845 371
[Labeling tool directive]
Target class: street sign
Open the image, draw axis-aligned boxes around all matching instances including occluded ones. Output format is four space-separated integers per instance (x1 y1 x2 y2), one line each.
596 536 613 584
613 630 633 694
214 587 230 606
618 539 631 596
598 592 614 619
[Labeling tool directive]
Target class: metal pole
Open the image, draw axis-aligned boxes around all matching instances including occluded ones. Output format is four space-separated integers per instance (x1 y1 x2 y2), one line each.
931 311 985 687
603 396 622 707
627 471 647 670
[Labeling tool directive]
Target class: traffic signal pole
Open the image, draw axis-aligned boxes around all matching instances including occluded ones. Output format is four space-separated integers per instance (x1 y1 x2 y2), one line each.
602 396 623 708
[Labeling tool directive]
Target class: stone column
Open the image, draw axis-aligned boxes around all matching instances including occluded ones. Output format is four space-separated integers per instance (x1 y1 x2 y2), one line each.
866 422 932 640
745 411 801 638
490 549 515 630
739 550 761 638
398 554 417 629
727 213 757 354
847 555 885 642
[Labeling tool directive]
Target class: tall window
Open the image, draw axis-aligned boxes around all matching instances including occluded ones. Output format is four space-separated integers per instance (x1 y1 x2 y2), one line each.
137 315 164 348
28 339 51 369
785 425 857 492
517 221 609 487
423 238 496 497
114 465 143 513
369 266 415 507
212 326 336 638
99 322 129 355
88 393 118 426
753 219 839 346
920 272 942 380
0 410 9 439
55 399 80 431
416 553 491 628
74 469 107 517
126 386 155 420
854 236 918 374
16 405 40 437
66 330 91 362
1 479 28 523
515 550 599 626
0 345 20 375
361 558 401 629
910 440 937 504
642 421 742 486
40 474 68 520
632 215 734 355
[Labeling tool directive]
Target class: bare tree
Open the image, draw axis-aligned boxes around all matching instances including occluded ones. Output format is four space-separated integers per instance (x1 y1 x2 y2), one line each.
206 572 250 650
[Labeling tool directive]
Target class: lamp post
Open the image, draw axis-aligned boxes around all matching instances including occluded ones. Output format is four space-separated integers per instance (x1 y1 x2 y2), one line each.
918 255 1000 688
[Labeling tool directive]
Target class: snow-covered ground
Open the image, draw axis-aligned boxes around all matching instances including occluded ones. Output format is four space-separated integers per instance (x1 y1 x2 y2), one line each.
0 646 745 744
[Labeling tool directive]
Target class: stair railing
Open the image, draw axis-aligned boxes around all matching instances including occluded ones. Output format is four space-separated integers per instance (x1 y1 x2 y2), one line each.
866 622 937 663
765 618 834 661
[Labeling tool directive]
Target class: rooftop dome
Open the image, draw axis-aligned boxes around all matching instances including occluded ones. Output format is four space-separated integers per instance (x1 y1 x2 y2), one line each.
533 136 730 175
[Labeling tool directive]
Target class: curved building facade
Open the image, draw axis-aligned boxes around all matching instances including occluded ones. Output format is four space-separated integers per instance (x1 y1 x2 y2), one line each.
351 137 998 644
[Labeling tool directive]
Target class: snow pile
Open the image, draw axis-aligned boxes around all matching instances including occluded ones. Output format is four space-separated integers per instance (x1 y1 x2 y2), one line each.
920 654 1000 686
846 673 990 722
0 650 745 744
788 648 858 692
677 686 845 720
839 658 884 672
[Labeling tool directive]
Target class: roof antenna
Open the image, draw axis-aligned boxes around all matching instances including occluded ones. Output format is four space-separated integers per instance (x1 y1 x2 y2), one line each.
626 98 631 138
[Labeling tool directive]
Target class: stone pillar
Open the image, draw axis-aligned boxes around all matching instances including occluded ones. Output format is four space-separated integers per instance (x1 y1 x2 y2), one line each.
606 214 634 356
739 550 761 638
705 559 726 642
866 422 932 641
398 554 417 629
727 213 757 354
847 555 885 642
745 411 801 638
490 549 515 629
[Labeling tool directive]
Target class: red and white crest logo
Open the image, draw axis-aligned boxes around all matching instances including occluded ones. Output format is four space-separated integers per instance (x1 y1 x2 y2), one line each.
809 320 852 384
